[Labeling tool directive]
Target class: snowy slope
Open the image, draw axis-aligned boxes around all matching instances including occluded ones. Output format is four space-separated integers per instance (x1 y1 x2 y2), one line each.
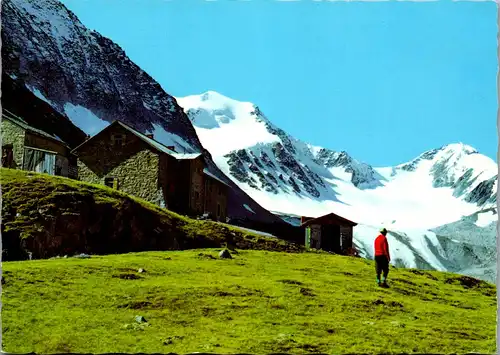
177 91 498 282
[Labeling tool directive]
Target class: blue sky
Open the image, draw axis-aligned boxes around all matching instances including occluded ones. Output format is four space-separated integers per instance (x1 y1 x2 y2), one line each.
61 0 498 166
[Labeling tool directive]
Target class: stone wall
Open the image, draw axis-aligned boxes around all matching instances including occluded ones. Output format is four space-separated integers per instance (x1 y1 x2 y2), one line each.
189 157 205 215
76 124 163 206
158 153 187 212
204 177 228 221
55 154 70 177
78 149 161 205
215 183 228 221
1 119 25 168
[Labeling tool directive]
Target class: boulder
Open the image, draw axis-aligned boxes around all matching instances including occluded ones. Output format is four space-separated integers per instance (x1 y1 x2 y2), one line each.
219 249 232 259
75 253 91 259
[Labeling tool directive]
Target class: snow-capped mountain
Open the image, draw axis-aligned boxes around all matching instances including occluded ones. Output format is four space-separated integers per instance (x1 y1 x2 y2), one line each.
3 0 496 281
177 91 498 282
1 0 287 225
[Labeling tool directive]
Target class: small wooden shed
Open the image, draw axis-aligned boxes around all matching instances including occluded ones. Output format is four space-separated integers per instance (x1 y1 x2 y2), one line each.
301 212 357 254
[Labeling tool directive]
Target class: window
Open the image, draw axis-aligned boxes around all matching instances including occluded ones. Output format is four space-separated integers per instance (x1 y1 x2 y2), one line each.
104 177 118 189
2 145 14 168
217 203 221 217
111 134 125 146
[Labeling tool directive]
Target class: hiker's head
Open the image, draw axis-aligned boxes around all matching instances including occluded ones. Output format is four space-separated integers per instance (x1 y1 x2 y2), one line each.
380 228 387 236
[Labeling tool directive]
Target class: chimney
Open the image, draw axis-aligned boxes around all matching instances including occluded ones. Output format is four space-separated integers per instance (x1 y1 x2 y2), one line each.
146 134 154 139
166 145 176 152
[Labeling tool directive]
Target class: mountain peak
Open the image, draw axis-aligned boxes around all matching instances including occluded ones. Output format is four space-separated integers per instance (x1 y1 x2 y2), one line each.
181 91 254 110
200 90 233 103
440 142 478 156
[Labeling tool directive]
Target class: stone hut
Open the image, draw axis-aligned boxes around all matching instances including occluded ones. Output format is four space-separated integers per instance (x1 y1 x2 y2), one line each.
71 120 229 220
0 109 77 177
301 212 357 254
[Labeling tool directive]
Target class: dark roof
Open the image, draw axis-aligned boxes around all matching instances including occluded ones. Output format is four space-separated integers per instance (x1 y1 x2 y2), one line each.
203 168 231 187
2 109 68 147
301 212 357 227
72 120 202 160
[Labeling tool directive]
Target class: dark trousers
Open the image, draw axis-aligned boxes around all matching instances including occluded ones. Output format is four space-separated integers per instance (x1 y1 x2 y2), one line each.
375 255 389 281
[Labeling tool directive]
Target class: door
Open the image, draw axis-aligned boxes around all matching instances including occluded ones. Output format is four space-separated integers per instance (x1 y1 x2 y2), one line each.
23 148 56 175
321 225 341 253
2 145 14 168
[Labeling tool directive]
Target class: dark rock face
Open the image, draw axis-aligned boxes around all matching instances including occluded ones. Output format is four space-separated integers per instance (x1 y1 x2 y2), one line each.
225 150 259 189
315 148 383 189
2 0 201 151
431 156 455 188
272 142 320 197
317 149 353 168
260 151 276 169
400 148 440 172
452 168 477 198
465 176 497 206
223 141 323 198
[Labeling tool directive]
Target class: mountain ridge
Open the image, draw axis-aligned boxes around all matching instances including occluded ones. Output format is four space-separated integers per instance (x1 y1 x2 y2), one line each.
177 91 497 218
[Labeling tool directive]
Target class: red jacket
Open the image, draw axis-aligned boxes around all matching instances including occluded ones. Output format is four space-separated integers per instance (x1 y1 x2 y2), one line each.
374 234 390 261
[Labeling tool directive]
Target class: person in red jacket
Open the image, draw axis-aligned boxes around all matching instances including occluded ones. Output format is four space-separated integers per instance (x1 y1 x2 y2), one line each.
374 228 391 287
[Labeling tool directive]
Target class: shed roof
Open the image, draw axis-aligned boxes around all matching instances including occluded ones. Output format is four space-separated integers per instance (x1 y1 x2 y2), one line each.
72 120 202 160
2 109 68 147
301 212 357 227
203 168 231 187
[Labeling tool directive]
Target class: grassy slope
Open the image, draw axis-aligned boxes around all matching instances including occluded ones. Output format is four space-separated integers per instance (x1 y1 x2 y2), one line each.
2 249 496 354
0 168 301 257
